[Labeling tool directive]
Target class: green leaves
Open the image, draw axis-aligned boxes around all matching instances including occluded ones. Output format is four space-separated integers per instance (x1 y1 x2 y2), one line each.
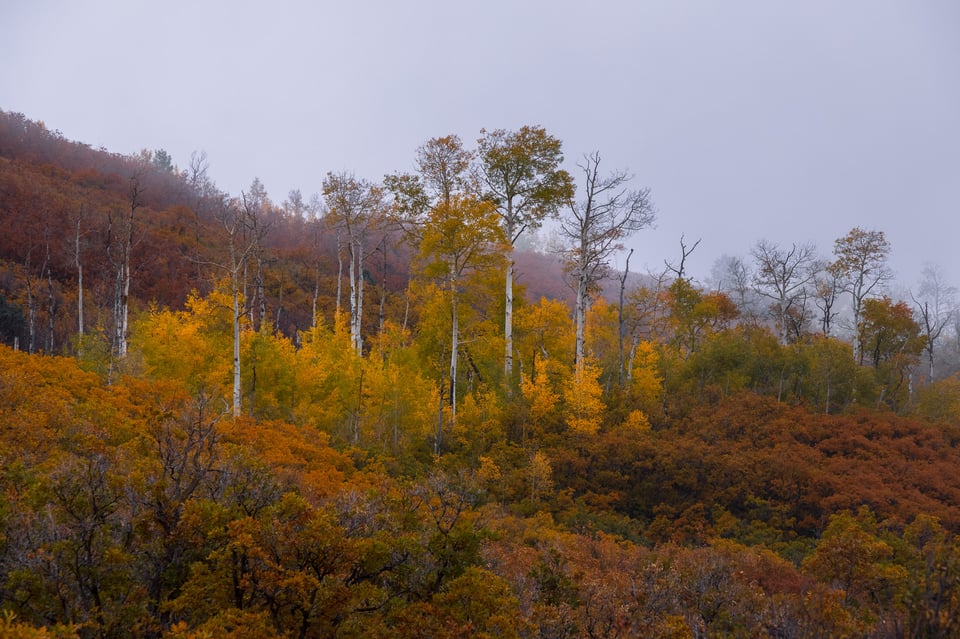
478 125 574 238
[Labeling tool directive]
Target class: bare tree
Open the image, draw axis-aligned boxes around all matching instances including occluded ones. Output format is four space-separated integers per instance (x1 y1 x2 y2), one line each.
282 188 306 218
240 178 272 333
43 233 56 353
559 152 655 365
21 244 40 353
625 270 671 381
665 234 701 282
750 240 819 344
73 205 87 343
110 171 144 360
710 254 756 321
912 263 958 380
187 151 214 290
812 267 841 336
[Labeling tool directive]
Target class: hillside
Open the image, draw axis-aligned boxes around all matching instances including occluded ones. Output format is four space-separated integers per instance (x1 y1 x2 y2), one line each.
3 110 960 637
0 111 579 356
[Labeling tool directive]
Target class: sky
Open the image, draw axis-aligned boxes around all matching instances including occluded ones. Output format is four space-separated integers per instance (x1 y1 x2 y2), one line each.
2 1 958 292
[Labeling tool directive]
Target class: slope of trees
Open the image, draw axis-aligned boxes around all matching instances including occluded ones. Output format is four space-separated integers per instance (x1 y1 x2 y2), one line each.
3 109 960 637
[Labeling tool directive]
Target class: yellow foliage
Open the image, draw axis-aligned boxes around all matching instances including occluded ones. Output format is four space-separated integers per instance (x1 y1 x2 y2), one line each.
515 297 575 367
292 321 358 432
363 355 437 452
585 299 619 366
132 289 235 398
623 409 651 432
563 360 604 436
453 388 504 452
520 357 560 425
478 455 502 482
0 611 78 639
529 450 555 502
629 338 663 408
163 610 281 639
241 327 298 420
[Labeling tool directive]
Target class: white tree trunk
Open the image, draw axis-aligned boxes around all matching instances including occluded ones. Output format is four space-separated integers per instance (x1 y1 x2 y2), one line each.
232 282 242 417
355 240 364 354
778 298 789 345
119 252 130 357
227 226 244 418
335 232 343 320
349 239 358 347
627 333 640 383
75 215 84 339
118 181 139 358
24 267 36 354
575 266 588 365
449 288 458 428
504 259 514 379
852 301 862 364
617 249 632 386
45 244 56 352
312 264 319 330
255 255 265 332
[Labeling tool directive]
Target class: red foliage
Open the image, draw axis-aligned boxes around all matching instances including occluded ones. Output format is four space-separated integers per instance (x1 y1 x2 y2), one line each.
550 393 960 545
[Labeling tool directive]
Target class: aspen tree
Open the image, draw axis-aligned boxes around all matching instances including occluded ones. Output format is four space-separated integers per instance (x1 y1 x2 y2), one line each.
478 127 573 383
558 152 654 366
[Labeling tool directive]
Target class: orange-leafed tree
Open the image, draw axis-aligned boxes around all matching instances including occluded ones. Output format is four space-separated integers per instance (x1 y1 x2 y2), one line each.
859 296 925 409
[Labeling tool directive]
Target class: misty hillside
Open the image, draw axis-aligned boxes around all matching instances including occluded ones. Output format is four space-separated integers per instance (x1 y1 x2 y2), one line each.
3 109 960 638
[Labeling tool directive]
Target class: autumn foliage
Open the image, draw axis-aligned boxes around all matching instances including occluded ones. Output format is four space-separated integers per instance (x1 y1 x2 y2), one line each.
3 109 960 637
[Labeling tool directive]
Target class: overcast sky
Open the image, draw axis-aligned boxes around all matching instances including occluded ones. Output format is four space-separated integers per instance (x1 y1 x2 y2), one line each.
2 1 958 291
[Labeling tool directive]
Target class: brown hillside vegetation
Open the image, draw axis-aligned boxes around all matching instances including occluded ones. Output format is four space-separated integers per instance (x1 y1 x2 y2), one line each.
3 110 960 637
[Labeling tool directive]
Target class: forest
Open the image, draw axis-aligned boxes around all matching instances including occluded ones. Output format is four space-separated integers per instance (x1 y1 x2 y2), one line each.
2 108 960 638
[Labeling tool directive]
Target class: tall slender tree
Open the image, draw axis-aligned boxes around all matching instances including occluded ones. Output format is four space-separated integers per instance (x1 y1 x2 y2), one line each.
477 126 574 383
240 178 272 333
416 194 507 444
217 195 257 417
73 204 86 343
388 136 507 445
912 263 957 380
385 134 474 233
323 172 386 354
417 135 474 206
558 152 654 366
110 171 143 360
828 228 893 363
